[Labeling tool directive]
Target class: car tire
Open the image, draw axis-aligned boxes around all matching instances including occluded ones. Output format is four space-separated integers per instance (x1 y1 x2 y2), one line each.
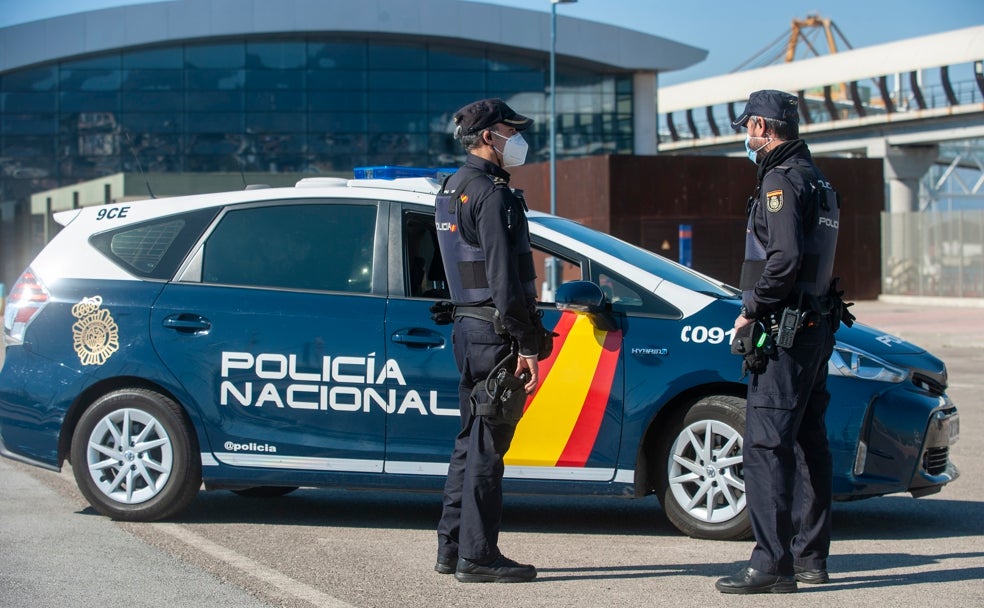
231 486 299 498
656 395 752 541
70 388 201 521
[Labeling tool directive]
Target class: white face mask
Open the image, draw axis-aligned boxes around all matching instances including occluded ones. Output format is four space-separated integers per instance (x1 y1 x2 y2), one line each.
491 131 529 167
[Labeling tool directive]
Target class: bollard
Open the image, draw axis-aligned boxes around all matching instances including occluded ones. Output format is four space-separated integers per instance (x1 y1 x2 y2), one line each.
678 224 692 268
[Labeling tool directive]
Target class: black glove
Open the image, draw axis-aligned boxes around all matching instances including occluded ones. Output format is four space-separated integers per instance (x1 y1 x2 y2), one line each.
840 301 856 328
828 278 855 330
731 321 773 377
429 301 454 325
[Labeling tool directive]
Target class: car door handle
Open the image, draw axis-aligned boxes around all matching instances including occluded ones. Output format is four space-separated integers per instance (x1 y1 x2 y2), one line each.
391 328 445 348
162 313 212 334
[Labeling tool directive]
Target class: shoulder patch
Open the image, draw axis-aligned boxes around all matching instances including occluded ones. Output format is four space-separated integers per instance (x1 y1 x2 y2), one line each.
766 189 784 213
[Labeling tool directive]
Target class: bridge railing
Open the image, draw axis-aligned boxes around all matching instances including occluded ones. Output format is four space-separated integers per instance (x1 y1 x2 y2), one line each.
660 60 984 144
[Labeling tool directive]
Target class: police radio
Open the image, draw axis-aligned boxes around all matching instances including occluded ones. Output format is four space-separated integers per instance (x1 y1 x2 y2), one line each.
775 307 800 349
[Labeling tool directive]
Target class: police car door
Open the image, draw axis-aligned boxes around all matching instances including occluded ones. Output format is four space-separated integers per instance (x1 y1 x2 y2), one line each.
384 207 628 485
150 200 388 480
380 207 461 477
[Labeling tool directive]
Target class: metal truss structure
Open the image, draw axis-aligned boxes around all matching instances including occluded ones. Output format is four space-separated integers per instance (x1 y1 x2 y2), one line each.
922 140 984 211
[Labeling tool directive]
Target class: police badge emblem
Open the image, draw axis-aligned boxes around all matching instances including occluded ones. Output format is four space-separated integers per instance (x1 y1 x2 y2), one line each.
71 296 120 366
766 189 784 213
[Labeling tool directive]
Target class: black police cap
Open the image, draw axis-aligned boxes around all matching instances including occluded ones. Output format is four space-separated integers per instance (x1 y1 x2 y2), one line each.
732 90 800 130
454 98 533 137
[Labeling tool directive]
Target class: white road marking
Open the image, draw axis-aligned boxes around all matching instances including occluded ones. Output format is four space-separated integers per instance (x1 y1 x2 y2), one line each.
154 523 357 608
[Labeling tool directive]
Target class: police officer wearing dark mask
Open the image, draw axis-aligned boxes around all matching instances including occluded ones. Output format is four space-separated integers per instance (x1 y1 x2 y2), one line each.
433 98 542 583
716 90 841 594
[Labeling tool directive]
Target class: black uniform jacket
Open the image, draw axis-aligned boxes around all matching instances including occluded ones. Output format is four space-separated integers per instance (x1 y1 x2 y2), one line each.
743 139 836 318
451 154 539 356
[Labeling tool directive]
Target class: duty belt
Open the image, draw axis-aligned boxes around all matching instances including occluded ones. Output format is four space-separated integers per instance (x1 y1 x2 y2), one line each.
453 305 506 335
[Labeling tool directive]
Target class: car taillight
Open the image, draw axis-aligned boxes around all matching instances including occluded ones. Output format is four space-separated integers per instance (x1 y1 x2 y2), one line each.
3 269 50 341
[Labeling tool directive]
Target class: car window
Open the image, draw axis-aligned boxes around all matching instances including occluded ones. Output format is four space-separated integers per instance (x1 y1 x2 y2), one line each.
110 219 184 272
591 263 681 317
401 210 583 304
201 203 376 292
598 272 644 307
89 208 219 280
403 211 449 298
533 215 737 299
533 249 582 303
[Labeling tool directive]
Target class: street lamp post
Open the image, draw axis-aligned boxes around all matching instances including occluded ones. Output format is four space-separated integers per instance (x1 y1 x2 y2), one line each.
548 0 576 297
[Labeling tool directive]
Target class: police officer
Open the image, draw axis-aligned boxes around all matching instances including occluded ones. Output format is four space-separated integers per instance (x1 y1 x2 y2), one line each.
433 98 541 583
715 90 841 594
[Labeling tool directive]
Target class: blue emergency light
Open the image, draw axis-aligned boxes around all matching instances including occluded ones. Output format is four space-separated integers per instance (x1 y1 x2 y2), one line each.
353 166 457 180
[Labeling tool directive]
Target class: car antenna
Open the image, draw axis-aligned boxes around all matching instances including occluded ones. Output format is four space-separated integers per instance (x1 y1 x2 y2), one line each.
237 155 269 190
124 130 156 199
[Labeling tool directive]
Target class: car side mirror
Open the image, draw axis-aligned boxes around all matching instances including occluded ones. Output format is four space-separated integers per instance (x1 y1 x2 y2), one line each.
555 281 619 331
555 280 606 313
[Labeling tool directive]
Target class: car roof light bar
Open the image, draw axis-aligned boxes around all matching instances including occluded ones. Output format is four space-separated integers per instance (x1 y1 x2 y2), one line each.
353 166 457 181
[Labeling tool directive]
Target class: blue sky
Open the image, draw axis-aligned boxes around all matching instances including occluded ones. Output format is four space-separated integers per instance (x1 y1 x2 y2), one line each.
1 0 981 85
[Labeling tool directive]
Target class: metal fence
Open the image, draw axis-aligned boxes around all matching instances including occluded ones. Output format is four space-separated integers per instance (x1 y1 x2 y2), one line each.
882 210 984 297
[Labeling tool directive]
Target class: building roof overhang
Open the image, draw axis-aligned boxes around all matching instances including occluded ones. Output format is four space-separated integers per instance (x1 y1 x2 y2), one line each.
0 0 707 74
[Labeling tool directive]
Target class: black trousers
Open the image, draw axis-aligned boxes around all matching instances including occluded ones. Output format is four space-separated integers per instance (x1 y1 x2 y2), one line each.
436 316 517 563
744 316 835 576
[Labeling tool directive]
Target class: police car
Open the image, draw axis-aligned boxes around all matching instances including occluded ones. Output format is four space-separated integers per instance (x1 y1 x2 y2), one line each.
0 167 959 540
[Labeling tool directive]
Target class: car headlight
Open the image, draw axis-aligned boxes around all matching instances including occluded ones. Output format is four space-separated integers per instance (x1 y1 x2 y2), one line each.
828 343 908 383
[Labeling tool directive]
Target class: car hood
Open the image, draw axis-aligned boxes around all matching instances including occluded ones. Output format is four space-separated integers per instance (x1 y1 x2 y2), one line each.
837 322 948 390
837 322 926 356
713 300 933 359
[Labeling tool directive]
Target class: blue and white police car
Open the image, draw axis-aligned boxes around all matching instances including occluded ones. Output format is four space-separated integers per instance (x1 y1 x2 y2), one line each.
0 168 959 540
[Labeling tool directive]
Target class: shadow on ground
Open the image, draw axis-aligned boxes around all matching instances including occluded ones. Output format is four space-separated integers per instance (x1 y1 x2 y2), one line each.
73 483 983 543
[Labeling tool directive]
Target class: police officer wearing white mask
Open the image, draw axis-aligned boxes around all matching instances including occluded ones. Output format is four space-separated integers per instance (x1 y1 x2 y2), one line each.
433 98 543 583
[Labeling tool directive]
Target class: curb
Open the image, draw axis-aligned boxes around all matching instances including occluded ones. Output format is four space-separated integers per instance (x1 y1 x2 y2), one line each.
877 295 984 309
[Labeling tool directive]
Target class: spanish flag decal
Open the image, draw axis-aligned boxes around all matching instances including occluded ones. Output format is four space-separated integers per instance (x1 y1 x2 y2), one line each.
505 312 622 467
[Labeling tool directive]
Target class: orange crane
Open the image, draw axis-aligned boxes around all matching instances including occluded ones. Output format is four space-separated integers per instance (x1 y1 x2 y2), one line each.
732 13 853 72
785 14 854 100
731 14 856 105
784 14 852 62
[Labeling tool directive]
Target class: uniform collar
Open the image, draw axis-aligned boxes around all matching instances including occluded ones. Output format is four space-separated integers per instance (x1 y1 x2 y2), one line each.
757 139 810 181
465 153 511 182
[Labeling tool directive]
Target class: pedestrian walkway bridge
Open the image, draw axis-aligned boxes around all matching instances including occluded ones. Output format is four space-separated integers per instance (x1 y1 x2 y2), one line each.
658 25 984 159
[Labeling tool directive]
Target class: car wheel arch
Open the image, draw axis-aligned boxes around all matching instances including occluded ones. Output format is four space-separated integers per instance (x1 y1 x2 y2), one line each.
634 383 746 497
651 392 753 540
68 386 204 521
59 376 202 467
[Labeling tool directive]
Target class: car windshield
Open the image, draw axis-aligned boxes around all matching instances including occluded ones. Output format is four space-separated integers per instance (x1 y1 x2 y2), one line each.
532 216 739 299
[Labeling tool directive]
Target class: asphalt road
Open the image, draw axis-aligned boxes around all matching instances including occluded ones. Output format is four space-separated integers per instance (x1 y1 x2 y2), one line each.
1 299 982 608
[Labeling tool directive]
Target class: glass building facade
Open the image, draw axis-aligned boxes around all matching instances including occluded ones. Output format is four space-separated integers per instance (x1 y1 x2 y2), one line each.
0 36 634 204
